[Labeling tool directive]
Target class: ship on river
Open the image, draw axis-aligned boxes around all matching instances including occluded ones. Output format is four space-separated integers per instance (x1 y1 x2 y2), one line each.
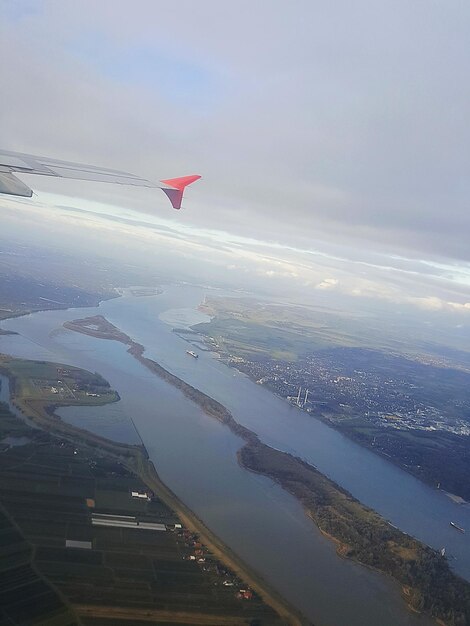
186 350 199 359
450 521 465 533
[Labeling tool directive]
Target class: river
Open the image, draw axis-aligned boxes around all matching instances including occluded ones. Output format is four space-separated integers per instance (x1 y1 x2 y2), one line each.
2 284 463 625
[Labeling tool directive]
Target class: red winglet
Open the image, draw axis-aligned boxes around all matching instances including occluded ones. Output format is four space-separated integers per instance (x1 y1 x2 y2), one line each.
160 174 201 210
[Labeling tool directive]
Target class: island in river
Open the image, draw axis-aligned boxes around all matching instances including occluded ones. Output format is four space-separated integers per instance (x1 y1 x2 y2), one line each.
0 356 300 625
63 314 470 626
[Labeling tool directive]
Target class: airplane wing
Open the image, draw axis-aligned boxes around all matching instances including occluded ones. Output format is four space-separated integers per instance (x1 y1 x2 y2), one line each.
0 149 201 210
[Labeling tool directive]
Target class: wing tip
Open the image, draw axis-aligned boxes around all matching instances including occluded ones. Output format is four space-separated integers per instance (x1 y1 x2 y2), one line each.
160 174 201 209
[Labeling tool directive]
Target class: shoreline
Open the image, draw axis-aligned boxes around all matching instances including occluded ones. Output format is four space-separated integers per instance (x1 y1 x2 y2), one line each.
134 456 306 626
210 350 470 504
0 323 306 625
238 441 470 626
235 448 434 621
0 289 120 326
191 303 470 503
63 316 259 444
63 314 470 626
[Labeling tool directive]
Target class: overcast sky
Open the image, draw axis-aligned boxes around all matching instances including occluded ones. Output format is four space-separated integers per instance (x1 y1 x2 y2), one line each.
1 0 470 319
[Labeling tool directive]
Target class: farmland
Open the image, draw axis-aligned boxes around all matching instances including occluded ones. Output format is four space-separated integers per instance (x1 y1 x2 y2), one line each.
0 399 287 625
0 348 296 626
0 355 119 408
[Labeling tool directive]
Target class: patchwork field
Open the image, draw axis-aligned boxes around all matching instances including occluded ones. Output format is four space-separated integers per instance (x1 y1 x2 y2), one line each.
0 396 285 625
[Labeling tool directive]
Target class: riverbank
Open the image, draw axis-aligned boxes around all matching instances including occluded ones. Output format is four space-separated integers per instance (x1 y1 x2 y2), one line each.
64 314 470 626
64 316 259 443
240 441 470 625
0 399 288 625
133 454 305 625
0 351 305 625
215 338 470 500
191 305 470 502
0 281 120 326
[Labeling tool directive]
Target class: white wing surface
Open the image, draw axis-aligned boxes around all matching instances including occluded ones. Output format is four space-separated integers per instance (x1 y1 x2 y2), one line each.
0 149 201 210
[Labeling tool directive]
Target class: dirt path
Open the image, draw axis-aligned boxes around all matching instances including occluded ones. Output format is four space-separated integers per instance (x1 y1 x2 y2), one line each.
75 605 249 624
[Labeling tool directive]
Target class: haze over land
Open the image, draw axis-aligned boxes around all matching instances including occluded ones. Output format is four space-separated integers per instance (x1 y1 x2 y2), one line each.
1 0 470 329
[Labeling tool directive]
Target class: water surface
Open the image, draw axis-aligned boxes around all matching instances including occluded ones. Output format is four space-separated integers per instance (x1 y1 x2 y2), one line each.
0 286 450 625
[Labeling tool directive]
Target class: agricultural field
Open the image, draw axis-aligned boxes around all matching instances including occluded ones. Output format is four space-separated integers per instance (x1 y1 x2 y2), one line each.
0 356 119 408
0 449 77 626
0 400 283 625
196 297 399 362
0 266 110 323
196 296 470 368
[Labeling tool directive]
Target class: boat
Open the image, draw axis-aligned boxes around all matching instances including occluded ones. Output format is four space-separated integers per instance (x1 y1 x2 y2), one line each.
450 521 465 533
186 350 199 359
440 547 446 557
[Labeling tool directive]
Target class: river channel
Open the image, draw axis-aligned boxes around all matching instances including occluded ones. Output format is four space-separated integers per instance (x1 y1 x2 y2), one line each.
1 284 464 625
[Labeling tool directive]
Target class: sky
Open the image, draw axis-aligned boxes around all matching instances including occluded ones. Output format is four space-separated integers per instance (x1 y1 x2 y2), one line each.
1 0 470 322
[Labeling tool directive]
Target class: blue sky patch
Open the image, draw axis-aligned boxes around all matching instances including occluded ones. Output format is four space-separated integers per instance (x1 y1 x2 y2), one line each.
67 31 220 109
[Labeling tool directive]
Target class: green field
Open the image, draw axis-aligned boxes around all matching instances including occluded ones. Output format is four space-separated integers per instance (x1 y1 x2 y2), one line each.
0 356 119 408
0 444 77 626
196 296 470 368
195 298 397 361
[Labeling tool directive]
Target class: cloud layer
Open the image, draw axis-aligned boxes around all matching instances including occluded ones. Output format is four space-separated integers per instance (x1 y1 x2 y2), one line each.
1 0 470 320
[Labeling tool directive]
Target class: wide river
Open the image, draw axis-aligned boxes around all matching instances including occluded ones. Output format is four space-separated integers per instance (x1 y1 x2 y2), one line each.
1 284 468 626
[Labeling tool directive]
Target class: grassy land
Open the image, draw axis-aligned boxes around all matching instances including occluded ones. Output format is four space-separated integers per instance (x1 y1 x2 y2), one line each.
196 297 470 369
195 297 389 361
0 355 119 408
194 310 331 362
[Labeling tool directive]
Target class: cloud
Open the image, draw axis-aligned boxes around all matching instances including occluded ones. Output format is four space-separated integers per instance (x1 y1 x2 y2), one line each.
1 0 470 268
2 193 470 322
447 301 470 312
2 2 470 327
409 296 470 314
411 296 445 311
262 269 299 279
316 278 339 290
